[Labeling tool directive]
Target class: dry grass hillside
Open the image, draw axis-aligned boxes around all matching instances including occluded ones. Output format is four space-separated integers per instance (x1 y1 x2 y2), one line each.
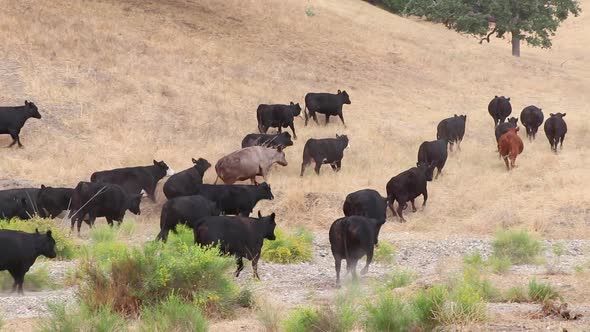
0 0 588 239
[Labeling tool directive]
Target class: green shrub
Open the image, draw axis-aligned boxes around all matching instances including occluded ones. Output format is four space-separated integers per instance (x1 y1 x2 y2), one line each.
38 302 127 332
504 286 529 303
528 279 562 302
373 242 396 265
440 281 486 324
459 267 500 302
261 228 313 264
283 307 320 332
412 285 447 330
382 0 411 14
313 288 361 332
488 256 512 274
0 264 57 291
384 270 415 289
89 224 117 243
492 230 542 265
139 294 207 332
81 241 130 270
236 288 254 308
0 218 77 259
365 294 417 332
463 250 485 267
464 250 512 274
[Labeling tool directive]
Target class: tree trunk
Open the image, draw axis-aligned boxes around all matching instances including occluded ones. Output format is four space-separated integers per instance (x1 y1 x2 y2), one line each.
511 31 521 57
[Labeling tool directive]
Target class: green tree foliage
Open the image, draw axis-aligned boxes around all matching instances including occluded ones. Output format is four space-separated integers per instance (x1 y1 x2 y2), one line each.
380 0 581 56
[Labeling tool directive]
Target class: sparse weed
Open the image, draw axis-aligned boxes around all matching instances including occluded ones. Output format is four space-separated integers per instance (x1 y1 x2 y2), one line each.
261 228 313 264
492 230 542 265
463 250 485 267
373 242 396 265
528 279 562 302
283 306 320 332
384 269 415 289
504 286 529 303
89 224 117 243
412 285 448 330
236 287 255 308
139 294 207 332
119 220 136 236
488 256 512 274
256 299 283 332
365 294 417 332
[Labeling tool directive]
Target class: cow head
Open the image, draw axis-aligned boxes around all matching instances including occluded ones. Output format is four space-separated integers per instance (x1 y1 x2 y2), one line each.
258 211 277 241
273 146 288 166
550 113 566 118
154 160 175 176
126 194 143 215
192 157 212 175
257 182 274 200
24 100 42 119
416 161 436 182
278 132 294 147
289 102 302 117
507 117 518 126
336 134 350 149
338 90 351 105
36 229 57 259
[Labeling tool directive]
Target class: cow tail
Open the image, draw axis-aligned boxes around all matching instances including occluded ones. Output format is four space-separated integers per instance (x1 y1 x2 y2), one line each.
214 175 220 184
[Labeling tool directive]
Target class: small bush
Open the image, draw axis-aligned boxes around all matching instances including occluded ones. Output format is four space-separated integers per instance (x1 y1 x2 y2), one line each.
412 285 447 330
236 288 254 308
384 269 415 289
0 218 77 259
261 228 313 264
464 250 512 274
440 281 486 324
505 286 529 303
492 230 542 265
488 256 512 274
0 264 56 291
38 302 127 332
283 307 320 332
139 294 207 332
89 224 117 243
365 294 417 332
463 250 485 267
528 279 562 302
373 242 396 265
256 299 283 332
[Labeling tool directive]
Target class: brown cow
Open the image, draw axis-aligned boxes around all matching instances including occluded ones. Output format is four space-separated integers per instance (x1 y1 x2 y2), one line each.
498 127 524 170
215 146 288 185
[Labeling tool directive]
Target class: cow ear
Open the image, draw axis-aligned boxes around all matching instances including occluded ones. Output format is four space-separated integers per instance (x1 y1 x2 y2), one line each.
494 95 498 98
153 160 158 165
507 97 511 101
270 212 276 220
41 184 46 189
192 158 197 164
562 113 566 117
35 228 39 234
46 230 52 237
338 89 342 94
290 101 294 105
25 100 29 105
550 113 555 117
258 211 262 218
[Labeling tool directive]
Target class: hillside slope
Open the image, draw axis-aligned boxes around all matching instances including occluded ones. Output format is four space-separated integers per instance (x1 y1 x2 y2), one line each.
0 0 588 238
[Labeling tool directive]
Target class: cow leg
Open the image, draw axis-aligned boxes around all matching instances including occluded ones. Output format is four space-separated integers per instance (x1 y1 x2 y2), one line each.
457 139 462 151
289 123 297 139
16 136 23 148
338 113 346 128
16 272 25 295
7 132 18 148
348 259 359 281
304 109 309 126
560 136 565 149
361 246 374 275
448 142 454 152
335 160 342 172
503 156 510 170
235 256 244 277
435 167 441 179
8 270 18 293
300 162 307 176
410 199 417 212
334 255 342 284
312 112 319 125
325 114 330 125
387 197 397 218
106 217 114 227
422 189 428 207
314 160 322 175
252 255 261 280
397 200 406 222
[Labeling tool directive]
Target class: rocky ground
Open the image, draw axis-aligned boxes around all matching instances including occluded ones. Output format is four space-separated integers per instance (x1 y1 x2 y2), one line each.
1 232 588 331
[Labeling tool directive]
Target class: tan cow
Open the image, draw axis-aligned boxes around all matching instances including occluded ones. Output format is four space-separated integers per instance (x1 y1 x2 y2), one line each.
215 146 288 185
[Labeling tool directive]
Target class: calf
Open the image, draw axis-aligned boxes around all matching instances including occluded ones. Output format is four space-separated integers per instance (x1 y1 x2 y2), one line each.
488 96 512 126
494 117 519 142
304 90 351 127
194 211 277 280
436 114 467 152
498 127 524 170
343 189 387 239
91 160 175 202
544 113 567 152
0 100 42 148
0 188 41 219
241 132 294 149
0 229 56 294
386 162 436 222
215 146 287 185
329 216 383 284
256 102 302 139
417 139 448 179
156 195 220 242
37 185 73 218
190 182 274 216
520 106 544 141
69 182 142 234
163 158 211 199
300 134 349 176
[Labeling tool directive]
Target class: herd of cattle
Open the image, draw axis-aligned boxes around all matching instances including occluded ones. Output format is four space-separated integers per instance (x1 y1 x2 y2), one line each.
0 91 570 292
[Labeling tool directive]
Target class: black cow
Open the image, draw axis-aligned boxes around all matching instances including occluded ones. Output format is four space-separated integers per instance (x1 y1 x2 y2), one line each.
189 182 274 216
329 216 383 284
494 117 519 142
436 114 467 152
544 113 567 152
0 188 41 219
194 211 277 279
163 158 211 199
69 182 142 234
37 185 73 219
300 134 349 176
386 162 436 223
488 96 512 126
520 106 544 141
241 132 294 149
156 195 220 242
0 100 42 148
0 229 56 294
304 90 351 127
343 189 387 226
91 160 175 202
256 102 302 139
417 139 448 179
